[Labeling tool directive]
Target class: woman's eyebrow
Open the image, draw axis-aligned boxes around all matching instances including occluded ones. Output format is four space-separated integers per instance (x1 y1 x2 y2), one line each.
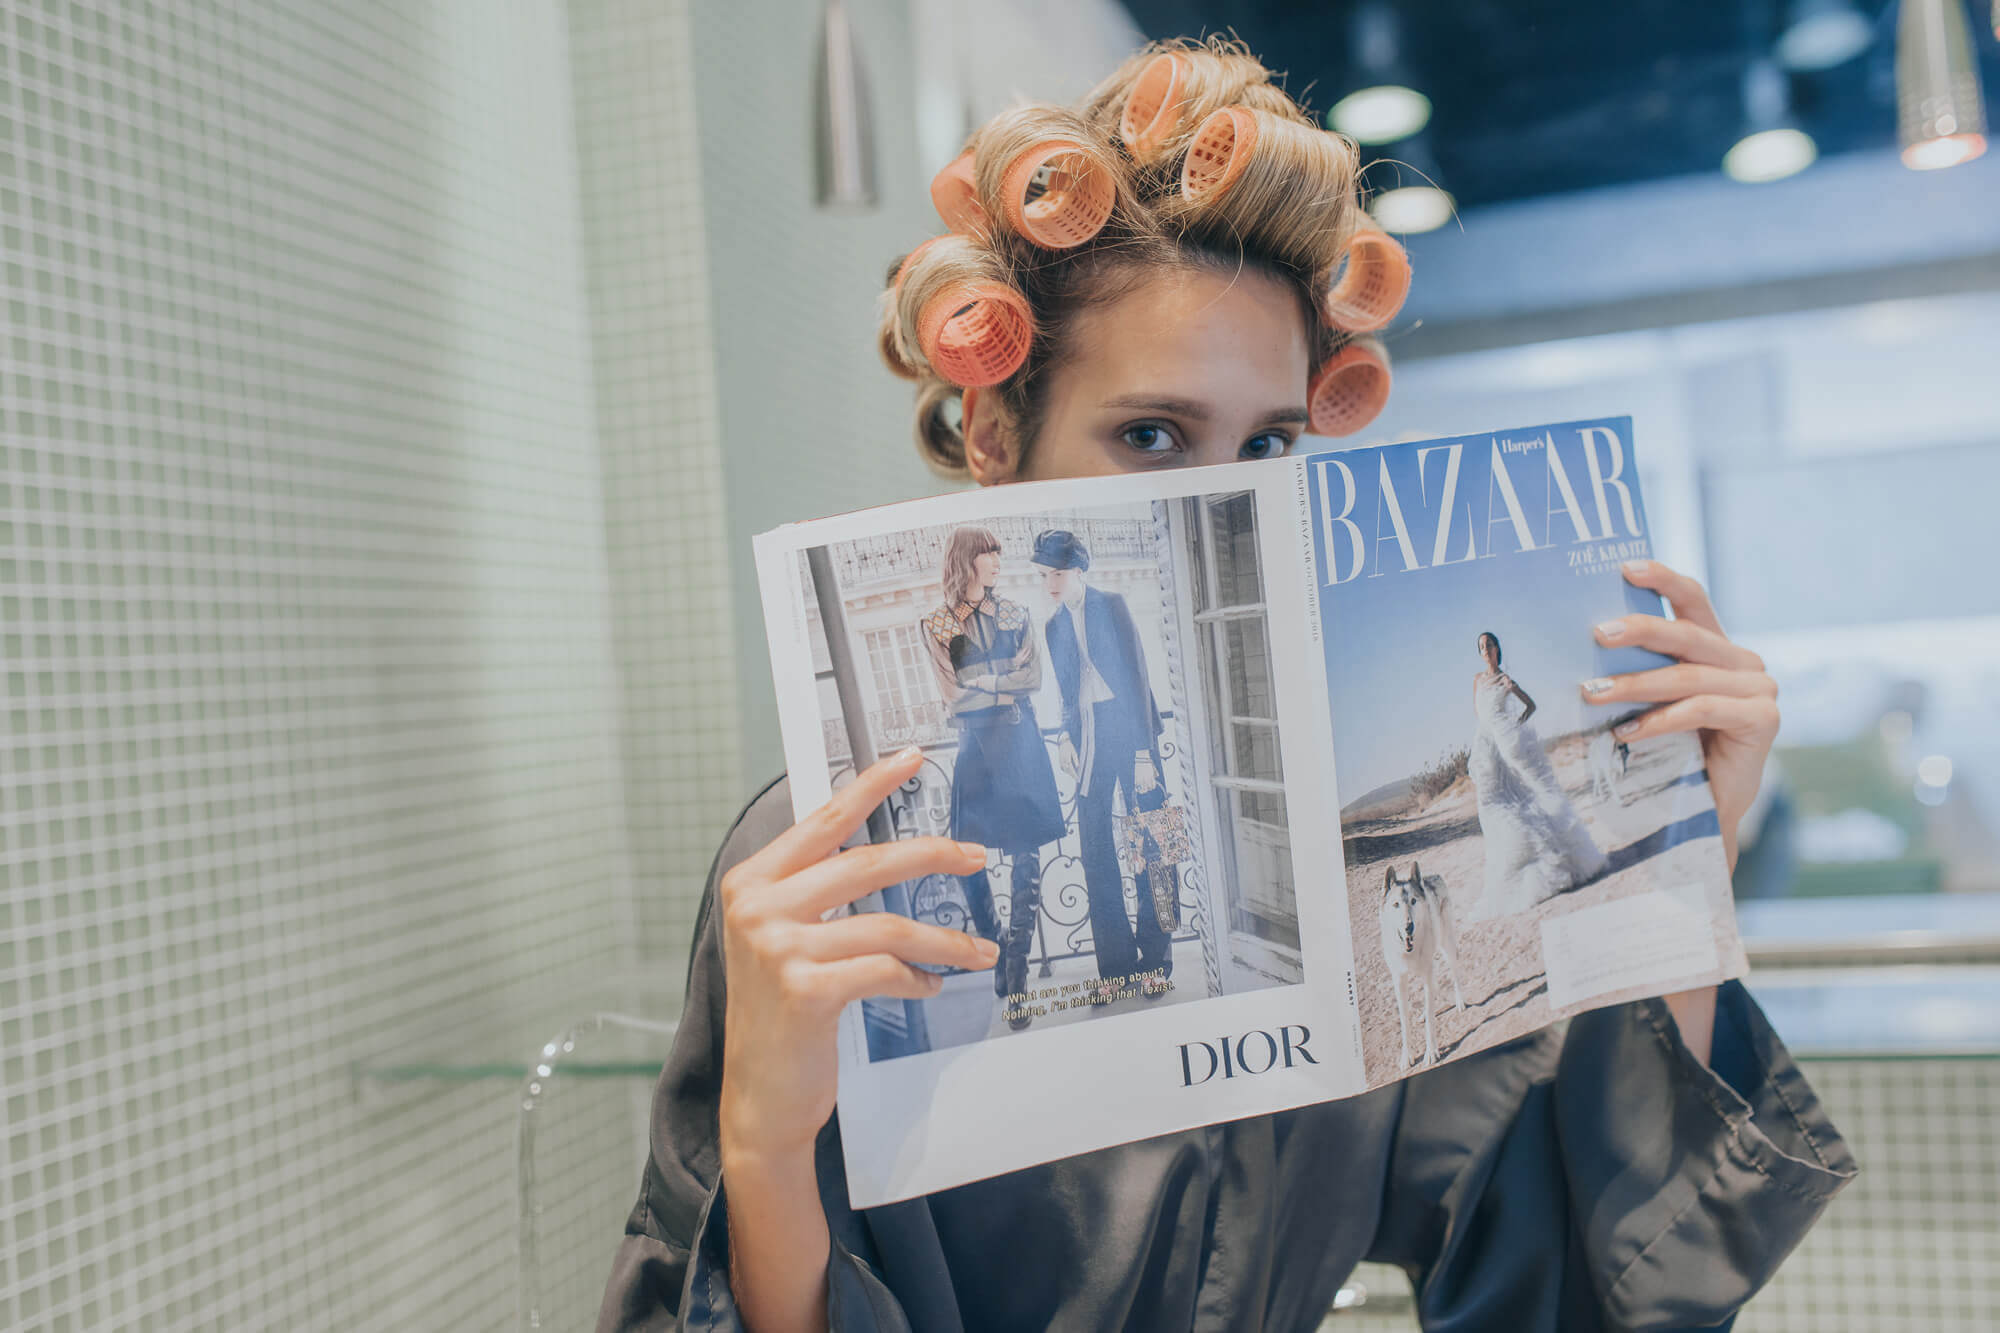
1100 393 1310 427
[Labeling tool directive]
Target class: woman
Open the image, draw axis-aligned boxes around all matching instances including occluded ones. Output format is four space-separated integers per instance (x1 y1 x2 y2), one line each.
920 526 1067 1020
1466 630 1612 920
597 36 1851 1333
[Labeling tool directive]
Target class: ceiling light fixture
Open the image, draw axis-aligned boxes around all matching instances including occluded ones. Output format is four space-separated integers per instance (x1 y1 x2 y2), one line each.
1724 59 1820 182
1328 2 1432 144
1366 137 1454 234
1775 0 1876 71
812 0 878 210
1897 0 1988 170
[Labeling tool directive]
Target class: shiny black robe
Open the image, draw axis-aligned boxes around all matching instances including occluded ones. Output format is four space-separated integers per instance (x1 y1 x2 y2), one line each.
596 777 1855 1332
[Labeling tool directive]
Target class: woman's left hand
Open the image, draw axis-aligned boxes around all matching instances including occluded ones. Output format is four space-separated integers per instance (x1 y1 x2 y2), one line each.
1581 559 1778 871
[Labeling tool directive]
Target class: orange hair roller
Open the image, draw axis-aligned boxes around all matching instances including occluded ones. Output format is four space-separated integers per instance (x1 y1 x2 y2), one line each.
1321 220 1411 333
1179 106 1259 203
918 282 1033 387
930 150 988 235
1119 52 1188 162
999 140 1115 249
1307 338 1391 437
893 235 948 293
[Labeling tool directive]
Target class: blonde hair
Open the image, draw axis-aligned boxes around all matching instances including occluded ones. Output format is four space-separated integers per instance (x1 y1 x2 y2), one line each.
880 35 1393 478
940 525 1003 607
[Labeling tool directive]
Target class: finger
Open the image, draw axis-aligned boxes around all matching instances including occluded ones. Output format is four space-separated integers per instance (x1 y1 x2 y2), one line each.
1619 560 1725 636
741 746 928 881
1593 612 1763 672
806 913 1001 970
1611 693 1780 745
813 954 948 1005
780 835 988 919
1581 662 1776 706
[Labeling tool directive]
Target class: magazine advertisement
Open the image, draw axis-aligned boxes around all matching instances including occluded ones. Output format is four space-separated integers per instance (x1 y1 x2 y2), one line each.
753 416 1747 1207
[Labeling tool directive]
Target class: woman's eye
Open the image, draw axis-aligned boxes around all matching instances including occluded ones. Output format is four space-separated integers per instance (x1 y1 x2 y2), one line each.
1238 432 1293 461
1119 422 1180 455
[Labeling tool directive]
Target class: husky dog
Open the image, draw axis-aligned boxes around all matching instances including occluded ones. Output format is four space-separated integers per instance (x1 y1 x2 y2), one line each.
1378 861 1466 1068
1587 729 1632 804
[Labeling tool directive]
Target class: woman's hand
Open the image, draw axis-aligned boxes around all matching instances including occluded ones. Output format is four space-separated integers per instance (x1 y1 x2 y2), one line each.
1580 560 1779 871
717 745 997 1330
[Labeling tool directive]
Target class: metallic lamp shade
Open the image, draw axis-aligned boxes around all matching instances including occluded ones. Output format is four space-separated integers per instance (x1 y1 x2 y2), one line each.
1896 0 1988 168
813 0 878 210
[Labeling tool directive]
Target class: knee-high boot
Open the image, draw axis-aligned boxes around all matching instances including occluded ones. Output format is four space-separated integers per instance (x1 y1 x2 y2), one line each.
1003 852 1044 1028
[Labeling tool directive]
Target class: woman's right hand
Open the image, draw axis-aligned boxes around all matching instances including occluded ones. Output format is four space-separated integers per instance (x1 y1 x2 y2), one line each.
716 743 997 1166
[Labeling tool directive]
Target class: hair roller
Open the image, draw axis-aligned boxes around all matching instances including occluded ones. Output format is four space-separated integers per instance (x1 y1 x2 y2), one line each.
997 139 1116 249
1119 52 1189 162
930 150 988 235
1307 338 1391 437
1179 105 1259 202
917 281 1034 387
1321 218 1411 333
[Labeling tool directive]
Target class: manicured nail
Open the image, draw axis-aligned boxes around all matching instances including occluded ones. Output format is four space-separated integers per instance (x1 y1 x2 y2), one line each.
1614 718 1641 738
1595 620 1626 640
1581 677 1614 695
894 744 923 763
1622 559 1651 575
956 840 987 860
974 938 1000 963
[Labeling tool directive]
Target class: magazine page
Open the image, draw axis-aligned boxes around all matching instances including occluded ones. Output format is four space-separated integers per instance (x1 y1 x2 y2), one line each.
754 461 1364 1208
1300 417 1749 1090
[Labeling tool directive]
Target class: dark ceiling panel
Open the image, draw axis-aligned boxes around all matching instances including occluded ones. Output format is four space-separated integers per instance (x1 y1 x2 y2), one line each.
1116 0 1997 207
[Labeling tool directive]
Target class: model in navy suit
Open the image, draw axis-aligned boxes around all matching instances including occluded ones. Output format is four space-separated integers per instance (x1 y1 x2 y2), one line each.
1033 529 1174 992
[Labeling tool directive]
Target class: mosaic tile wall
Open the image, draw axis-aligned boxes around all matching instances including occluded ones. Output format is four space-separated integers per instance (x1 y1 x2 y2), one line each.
0 2 636 1327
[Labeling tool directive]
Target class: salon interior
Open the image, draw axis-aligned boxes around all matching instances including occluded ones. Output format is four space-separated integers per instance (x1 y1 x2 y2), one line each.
0 1 1996 1329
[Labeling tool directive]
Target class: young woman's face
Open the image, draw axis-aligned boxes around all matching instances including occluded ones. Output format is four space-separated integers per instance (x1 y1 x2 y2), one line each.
1040 566 1081 603
971 549 1001 589
1477 635 1499 670
969 265 1313 483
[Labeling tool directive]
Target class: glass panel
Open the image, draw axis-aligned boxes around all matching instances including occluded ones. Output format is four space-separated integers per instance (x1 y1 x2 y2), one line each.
1230 720 1284 783
1206 492 1262 607
1222 617 1275 719
1186 496 1211 615
1231 787 1296 931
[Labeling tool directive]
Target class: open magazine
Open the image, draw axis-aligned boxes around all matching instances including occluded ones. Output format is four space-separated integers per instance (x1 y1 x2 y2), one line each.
753 416 1746 1207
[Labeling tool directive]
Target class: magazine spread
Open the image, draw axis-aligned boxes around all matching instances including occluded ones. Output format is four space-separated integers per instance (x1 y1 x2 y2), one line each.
753 416 1747 1208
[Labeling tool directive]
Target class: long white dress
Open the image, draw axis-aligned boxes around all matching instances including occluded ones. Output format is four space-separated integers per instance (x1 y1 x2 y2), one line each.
1466 671 1609 919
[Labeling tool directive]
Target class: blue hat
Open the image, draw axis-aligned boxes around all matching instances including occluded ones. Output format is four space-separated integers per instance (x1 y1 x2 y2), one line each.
1031 528 1090 571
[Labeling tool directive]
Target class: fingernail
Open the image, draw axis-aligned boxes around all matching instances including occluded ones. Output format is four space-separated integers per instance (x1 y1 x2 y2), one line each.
1622 559 1651 575
974 938 1000 963
1581 677 1614 695
894 744 923 763
1614 718 1641 738
1595 620 1625 640
956 840 987 860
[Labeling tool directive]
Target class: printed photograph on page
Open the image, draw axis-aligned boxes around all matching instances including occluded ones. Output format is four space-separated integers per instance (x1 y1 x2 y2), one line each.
1307 419 1741 1088
796 491 1308 1060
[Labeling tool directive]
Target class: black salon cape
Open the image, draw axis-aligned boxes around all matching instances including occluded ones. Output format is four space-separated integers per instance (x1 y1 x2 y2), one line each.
596 777 1855 1333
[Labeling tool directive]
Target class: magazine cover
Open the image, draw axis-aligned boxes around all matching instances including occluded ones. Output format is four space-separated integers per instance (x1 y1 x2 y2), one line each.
1306 417 1749 1087
753 415 1747 1206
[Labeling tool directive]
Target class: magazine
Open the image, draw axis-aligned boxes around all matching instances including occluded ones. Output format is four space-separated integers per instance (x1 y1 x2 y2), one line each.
753 415 1746 1207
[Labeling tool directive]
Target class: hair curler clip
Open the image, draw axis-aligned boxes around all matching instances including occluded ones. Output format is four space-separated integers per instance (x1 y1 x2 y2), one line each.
930 150 988 235
1000 140 1115 249
1322 219 1411 333
1179 106 1259 203
1119 52 1188 162
918 281 1033 387
1307 338 1392 437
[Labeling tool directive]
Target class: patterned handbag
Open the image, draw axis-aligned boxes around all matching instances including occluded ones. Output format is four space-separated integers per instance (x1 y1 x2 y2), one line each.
1116 785 1191 933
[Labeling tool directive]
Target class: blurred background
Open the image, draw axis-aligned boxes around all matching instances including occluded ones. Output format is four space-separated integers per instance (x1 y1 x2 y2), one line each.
0 1 1995 1329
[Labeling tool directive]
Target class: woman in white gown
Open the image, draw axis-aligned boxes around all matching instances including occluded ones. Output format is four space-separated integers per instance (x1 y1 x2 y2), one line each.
1466 631 1609 919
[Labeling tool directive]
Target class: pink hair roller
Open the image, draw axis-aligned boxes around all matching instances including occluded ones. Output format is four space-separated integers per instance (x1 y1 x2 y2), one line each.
893 234 948 293
930 150 988 234
1119 52 1187 162
1179 106 1258 203
1321 220 1411 333
1000 140 1115 249
1308 338 1391 437
918 281 1033 387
